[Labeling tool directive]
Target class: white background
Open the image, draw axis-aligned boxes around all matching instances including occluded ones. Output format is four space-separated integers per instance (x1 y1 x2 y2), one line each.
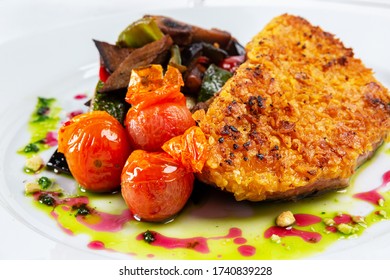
2 0 390 45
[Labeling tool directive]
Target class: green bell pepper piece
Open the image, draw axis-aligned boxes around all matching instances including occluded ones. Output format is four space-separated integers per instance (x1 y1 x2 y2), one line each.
198 64 232 102
116 18 164 48
91 80 128 124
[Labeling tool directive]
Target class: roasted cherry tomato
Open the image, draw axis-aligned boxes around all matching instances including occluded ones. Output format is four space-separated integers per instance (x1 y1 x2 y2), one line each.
125 64 185 108
121 150 194 222
124 64 195 151
125 102 195 151
58 111 132 192
162 126 209 173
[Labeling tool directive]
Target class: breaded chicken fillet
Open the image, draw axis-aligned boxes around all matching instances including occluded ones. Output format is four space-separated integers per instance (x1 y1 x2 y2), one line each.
195 14 390 201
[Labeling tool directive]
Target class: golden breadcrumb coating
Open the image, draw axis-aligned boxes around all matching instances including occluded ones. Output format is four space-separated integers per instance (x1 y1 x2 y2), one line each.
195 14 390 201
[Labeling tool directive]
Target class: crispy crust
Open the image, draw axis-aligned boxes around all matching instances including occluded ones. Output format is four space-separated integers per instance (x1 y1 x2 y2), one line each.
196 14 390 201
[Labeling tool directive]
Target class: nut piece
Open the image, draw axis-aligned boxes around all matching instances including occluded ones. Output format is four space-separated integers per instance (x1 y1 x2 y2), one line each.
25 181 41 194
378 210 387 218
25 155 44 172
270 234 281 244
276 211 296 227
323 217 335 226
352 215 366 224
337 223 358 235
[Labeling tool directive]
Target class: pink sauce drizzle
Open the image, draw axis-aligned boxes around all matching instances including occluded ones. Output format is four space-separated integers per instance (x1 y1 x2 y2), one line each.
136 227 255 257
42 170 390 257
264 226 322 243
34 191 132 233
88 240 105 250
67 110 84 119
323 214 354 234
234 237 247 245
74 93 88 100
32 191 77 205
333 214 352 225
263 213 322 243
212 227 242 240
44 131 58 146
326 226 338 233
77 209 132 232
353 170 390 205
294 213 322 227
353 191 383 205
138 232 209 253
237 245 256 257
88 240 127 254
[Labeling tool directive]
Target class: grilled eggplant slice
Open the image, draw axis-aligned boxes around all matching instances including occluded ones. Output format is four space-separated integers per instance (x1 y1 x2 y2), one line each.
46 149 71 175
100 35 173 93
93 40 134 73
147 15 232 48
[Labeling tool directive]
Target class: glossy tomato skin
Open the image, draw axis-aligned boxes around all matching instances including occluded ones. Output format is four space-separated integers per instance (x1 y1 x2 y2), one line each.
121 150 194 222
58 111 132 193
125 102 195 152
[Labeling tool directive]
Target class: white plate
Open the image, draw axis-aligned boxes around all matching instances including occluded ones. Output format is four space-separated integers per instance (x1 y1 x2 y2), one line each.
1 1 390 259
